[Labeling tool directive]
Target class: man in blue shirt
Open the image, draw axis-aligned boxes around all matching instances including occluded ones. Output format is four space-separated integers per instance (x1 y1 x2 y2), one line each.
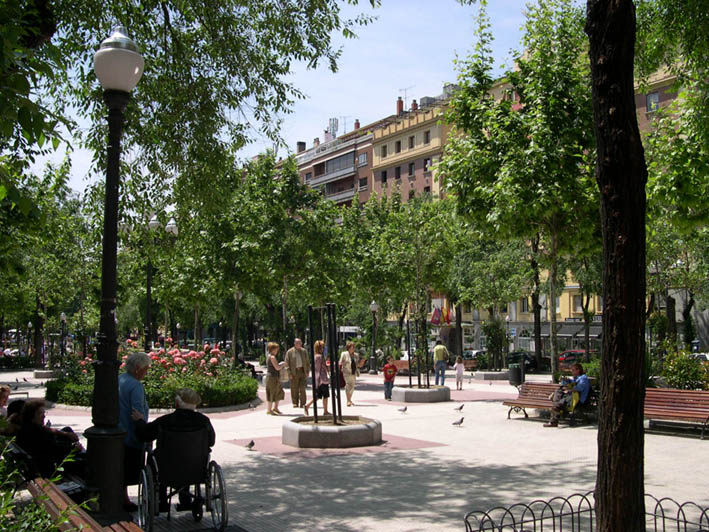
544 363 590 427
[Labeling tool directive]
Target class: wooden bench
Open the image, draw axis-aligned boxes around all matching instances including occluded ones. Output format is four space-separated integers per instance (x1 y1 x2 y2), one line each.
27 477 142 531
644 388 709 439
503 382 597 425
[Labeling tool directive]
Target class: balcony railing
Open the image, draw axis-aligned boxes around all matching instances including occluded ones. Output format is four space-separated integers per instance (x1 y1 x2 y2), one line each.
310 164 356 187
325 187 356 203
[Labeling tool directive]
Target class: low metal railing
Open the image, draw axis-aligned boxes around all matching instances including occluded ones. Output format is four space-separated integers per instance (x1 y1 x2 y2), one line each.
464 492 709 532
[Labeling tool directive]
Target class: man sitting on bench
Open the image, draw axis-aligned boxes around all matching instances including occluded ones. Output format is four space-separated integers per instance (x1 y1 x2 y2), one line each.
131 388 215 512
544 363 590 428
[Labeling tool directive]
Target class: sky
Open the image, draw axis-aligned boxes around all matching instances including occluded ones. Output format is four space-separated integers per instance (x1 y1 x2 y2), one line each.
52 0 527 193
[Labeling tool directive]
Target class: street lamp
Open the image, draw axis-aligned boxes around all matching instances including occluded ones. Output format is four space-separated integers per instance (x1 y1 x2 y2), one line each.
218 321 223 350
144 215 160 352
27 321 32 357
60 312 67 365
87 25 144 520
369 300 379 375
232 289 243 366
176 323 181 348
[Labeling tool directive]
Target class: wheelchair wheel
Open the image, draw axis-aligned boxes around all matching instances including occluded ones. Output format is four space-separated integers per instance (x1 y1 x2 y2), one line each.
206 461 228 531
137 467 155 532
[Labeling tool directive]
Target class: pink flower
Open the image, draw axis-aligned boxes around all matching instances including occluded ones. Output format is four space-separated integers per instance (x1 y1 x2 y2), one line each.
82 369 88 374
188 350 199 359
209 357 218 365
122 355 128 361
199 359 206 367
210 348 220 355
182 367 188 373
206 372 213 377
174 357 186 366
80 360 86 366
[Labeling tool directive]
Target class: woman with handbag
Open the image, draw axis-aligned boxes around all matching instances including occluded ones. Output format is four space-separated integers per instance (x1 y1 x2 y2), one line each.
265 342 286 415
339 341 360 407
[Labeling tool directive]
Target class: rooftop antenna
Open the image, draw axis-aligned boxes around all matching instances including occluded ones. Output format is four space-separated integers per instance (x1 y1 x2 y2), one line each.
328 117 339 138
399 85 415 111
339 115 351 134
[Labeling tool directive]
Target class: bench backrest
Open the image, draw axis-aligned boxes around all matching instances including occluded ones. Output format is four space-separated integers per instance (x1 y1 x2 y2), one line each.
518 383 559 400
645 388 709 410
155 426 210 487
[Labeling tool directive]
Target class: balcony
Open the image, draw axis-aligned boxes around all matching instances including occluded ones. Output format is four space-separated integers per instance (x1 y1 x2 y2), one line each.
325 186 356 204
310 164 356 187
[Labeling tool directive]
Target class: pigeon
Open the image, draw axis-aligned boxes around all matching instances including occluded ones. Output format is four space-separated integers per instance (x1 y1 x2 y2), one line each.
46 420 52 428
454 404 464 411
11 385 18 391
398 406 407 413
249 402 256 409
22 377 28 382
452 417 464 427
245 440 255 451
15 378 19 382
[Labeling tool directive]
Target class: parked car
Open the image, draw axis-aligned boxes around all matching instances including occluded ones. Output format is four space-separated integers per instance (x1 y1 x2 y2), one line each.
690 353 709 364
558 349 595 371
506 351 537 372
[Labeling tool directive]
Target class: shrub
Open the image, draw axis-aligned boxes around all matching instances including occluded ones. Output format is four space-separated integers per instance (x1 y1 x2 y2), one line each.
662 350 709 390
47 341 258 408
0 355 35 369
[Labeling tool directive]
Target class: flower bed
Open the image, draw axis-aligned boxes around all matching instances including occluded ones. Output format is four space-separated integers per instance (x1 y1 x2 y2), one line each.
46 341 257 408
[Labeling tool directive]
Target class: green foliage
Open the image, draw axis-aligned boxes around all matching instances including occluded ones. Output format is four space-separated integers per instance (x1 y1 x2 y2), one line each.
482 318 505 369
662 350 709 390
0 355 34 369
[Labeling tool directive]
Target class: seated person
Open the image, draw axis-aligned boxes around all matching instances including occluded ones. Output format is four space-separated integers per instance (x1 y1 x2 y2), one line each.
2 399 25 436
544 363 590 428
0 385 10 418
131 388 215 512
15 399 86 478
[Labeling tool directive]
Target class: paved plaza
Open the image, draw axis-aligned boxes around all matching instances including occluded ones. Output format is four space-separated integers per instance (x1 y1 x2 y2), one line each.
3 368 708 531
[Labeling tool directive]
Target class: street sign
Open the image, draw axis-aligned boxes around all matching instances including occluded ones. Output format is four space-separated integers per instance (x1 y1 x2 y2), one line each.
509 327 517 337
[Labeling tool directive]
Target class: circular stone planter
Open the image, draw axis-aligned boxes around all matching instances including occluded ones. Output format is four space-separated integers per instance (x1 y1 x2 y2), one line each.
392 385 450 403
282 416 382 448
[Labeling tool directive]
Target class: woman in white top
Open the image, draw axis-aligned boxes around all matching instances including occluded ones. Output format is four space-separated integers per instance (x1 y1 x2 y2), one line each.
339 341 360 407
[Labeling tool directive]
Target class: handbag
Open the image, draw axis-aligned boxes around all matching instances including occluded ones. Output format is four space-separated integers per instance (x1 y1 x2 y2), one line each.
338 371 346 389
279 366 289 383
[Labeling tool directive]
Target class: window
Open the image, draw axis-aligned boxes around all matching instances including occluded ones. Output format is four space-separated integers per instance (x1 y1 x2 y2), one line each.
424 130 431 144
423 157 432 171
395 166 401 179
408 135 415 149
555 296 561 314
324 152 354 175
408 189 415 200
597 296 603 311
464 303 472 314
381 170 387 185
359 177 368 190
305 172 312 182
521 297 529 313
573 295 583 313
358 153 368 166
381 144 387 158
646 91 659 112
423 186 430 194
395 140 401 153
408 162 415 176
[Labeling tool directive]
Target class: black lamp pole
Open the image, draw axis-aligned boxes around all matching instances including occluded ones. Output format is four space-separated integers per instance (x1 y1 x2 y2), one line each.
369 301 378 375
60 313 66 365
85 26 143 522
145 258 152 352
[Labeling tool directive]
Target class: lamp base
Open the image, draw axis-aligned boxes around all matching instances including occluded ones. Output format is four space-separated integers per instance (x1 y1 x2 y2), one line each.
85 424 128 522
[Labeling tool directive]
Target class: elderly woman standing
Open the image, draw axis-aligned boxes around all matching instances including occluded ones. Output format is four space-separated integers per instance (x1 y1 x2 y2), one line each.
304 340 330 416
339 341 360 407
119 352 151 511
265 342 286 415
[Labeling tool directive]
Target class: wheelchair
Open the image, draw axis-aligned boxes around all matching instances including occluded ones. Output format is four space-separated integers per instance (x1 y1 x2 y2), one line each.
136 426 228 532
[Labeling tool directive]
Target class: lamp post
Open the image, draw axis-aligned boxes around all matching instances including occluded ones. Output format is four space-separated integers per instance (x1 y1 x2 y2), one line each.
27 321 32 357
232 289 243 367
86 25 144 521
369 300 379 375
60 312 67 366
145 215 160 352
176 323 181 348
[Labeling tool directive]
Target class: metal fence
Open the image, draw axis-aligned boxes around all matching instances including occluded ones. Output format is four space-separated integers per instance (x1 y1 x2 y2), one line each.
464 492 709 532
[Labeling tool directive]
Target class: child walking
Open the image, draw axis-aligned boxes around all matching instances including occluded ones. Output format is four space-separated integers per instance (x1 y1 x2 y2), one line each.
453 355 465 390
383 356 398 401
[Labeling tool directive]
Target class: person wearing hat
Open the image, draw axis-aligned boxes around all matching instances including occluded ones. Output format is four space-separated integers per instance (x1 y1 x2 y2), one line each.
132 388 215 512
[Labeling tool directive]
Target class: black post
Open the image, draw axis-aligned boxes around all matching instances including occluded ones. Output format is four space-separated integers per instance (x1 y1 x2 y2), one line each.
145 258 152 352
423 318 430 388
370 309 378 374
406 319 412 388
84 89 130 521
415 320 421 388
307 306 318 423
326 304 338 424
60 320 66 366
330 303 343 423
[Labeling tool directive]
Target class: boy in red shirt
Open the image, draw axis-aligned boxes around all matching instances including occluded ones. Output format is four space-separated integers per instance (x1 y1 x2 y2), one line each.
383 355 398 401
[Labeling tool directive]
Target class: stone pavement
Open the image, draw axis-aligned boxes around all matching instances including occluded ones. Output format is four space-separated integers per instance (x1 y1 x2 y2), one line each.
2 367 708 532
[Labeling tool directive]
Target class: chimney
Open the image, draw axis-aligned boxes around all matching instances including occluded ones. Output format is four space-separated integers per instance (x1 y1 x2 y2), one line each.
297 141 306 153
313 137 320 147
411 99 418 111
354 119 360 130
397 96 404 115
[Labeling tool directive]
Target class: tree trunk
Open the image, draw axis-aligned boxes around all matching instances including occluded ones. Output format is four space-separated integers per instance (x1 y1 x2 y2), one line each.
282 275 288 346
549 232 560 375
530 235 543 367
666 294 677 345
34 293 44 368
455 303 463 357
232 289 241 368
583 293 592 362
586 1 647 530
194 302 201 347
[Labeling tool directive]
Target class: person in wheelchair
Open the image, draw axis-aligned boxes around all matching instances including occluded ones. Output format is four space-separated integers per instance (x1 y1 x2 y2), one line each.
131 388 215 513
544 363 590 427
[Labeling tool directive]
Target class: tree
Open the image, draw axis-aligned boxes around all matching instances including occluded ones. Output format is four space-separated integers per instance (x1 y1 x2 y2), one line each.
585 1 648 529
442 0 597 372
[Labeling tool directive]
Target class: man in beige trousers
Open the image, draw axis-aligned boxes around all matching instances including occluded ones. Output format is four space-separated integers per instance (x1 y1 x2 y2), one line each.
286 338 310 408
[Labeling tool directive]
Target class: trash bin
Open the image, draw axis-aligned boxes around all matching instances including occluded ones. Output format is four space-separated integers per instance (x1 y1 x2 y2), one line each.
508 363 523 386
